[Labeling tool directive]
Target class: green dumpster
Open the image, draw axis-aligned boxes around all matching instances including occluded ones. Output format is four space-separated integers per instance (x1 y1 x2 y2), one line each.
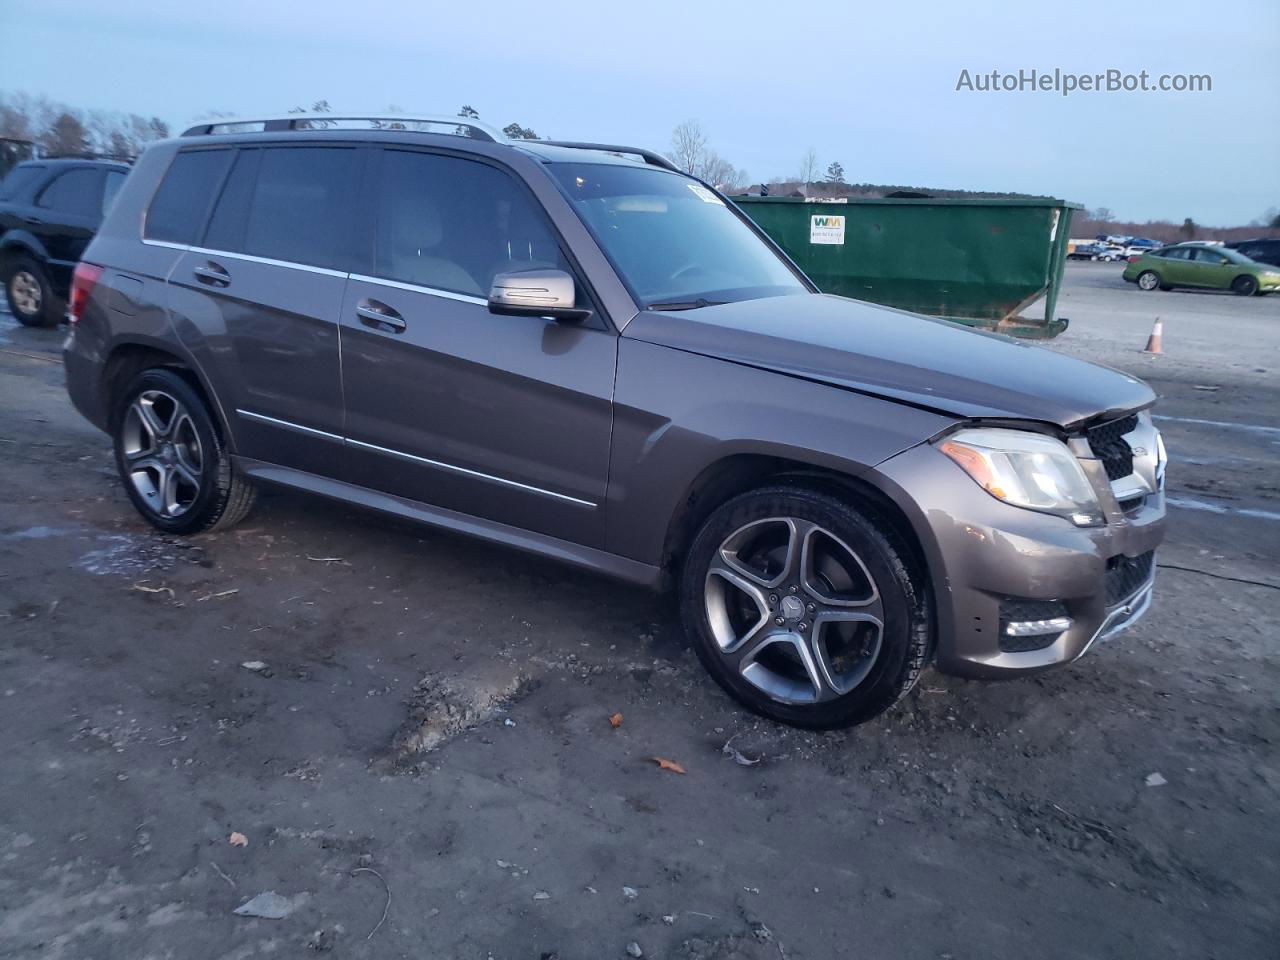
732 195 1081 338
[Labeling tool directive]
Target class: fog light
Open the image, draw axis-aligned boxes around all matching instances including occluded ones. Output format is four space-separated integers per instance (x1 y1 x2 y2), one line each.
1004 617 1073 637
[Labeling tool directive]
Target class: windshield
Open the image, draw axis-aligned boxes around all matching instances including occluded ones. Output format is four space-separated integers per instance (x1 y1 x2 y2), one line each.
549 162 808 309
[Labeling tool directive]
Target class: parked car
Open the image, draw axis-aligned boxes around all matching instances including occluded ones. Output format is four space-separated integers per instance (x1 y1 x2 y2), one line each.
1123 243 1280 296
1226 237 1280 268
64 113 1167 728
1067 242 1110 260
0 156 130 326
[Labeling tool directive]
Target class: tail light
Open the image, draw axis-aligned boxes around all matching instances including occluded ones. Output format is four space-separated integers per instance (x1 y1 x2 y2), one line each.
1127 255 1140 264
68 262 103 325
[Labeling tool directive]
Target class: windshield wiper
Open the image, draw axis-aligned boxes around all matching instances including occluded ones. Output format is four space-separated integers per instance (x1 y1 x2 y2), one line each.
646 298 727 311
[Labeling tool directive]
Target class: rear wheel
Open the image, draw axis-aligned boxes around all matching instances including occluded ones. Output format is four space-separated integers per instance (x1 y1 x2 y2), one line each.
4 256 60 327
1137 270 1161 291
680 486 932 728
111 369 257 534
1231 275 1259 297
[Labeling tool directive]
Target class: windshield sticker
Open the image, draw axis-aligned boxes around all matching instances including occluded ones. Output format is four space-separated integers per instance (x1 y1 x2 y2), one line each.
810 214 845 245
687 183 724 205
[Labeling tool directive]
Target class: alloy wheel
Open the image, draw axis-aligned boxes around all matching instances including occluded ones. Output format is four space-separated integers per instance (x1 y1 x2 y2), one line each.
704 517 884 704
120 389 204 518
9 270 42 316
1138 271 1159 291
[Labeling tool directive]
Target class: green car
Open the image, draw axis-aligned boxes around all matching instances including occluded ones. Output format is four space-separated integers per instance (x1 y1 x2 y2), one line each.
1123 243 1280 296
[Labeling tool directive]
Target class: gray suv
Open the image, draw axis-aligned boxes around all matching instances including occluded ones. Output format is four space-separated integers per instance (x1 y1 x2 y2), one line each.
63 113 1167 728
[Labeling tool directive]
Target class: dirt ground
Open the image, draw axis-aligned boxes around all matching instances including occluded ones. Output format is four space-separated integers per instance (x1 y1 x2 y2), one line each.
1 263 1277 959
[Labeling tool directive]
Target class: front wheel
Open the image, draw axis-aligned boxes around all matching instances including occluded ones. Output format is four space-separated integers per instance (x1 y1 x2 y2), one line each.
111 368 257 534
1232 275 1259 297
680 486 932 728
1137 270 1161 291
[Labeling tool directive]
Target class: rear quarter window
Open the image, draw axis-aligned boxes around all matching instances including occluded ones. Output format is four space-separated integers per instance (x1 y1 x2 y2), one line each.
0 164 47 201
145 150 233 244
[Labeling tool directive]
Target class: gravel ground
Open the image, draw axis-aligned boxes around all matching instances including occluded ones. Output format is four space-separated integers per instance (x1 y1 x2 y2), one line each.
1 263 1277 959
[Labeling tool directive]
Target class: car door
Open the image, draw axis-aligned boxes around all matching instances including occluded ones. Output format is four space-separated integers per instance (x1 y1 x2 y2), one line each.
1157 247 1191 284
338 147 616 548
32 165 104 287
1189 248 1233 288
162 145 362 476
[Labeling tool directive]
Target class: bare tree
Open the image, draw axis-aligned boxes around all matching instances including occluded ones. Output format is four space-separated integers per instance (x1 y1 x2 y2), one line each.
669 119 709 177
1090 207 1115 223
42 112 90 155
797 148 819 197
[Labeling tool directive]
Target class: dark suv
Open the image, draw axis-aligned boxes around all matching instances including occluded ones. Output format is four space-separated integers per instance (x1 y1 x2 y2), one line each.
0 157 130 326
1226 237 1280 268
63 113 1167 727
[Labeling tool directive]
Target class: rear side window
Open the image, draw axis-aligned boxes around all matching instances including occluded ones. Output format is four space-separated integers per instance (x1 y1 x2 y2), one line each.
0 164 47 201
37 168 103 218
372 149 567 296
145 150 233 244
242 147 359 269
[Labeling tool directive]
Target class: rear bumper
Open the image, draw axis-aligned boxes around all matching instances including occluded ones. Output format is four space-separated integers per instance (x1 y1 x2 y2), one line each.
63 327 110 432
873 442 1166 679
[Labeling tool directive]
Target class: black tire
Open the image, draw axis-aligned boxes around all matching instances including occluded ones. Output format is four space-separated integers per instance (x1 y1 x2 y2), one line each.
680 486 932 728
1136 270 1161 292
1231 275 1259 297
4 256 60 327
111 368 256 535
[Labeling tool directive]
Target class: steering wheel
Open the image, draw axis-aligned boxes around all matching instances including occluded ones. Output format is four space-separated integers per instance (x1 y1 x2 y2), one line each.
670 263 712 283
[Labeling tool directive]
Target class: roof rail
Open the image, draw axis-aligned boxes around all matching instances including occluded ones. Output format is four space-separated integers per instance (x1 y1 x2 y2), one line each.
181 112 507 143
39 151 135 163
538 140 679 172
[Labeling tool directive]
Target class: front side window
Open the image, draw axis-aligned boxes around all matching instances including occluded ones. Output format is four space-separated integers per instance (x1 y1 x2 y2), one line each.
1191 248 1226 263
146 150 233 244
549 162 807 309
37 168 102 218
372 149 568 297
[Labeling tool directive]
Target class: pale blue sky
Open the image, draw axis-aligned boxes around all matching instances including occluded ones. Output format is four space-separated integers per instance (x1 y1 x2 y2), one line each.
2 0 1276 224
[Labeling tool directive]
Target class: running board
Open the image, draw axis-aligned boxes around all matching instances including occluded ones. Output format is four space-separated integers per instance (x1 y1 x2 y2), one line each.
234 457 663 589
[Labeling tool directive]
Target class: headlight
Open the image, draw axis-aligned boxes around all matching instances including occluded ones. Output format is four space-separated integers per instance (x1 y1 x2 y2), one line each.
938 427 1104 526
1155 430 1167 488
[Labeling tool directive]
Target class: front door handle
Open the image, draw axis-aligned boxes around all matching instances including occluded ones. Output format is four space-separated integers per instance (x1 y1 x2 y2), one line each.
193 261 231 287
356 299 406 333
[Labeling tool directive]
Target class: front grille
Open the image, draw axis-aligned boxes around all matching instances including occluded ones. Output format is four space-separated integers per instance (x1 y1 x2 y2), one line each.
1118 495 1145 513
1105 551 1155 606
1087 414 1138 481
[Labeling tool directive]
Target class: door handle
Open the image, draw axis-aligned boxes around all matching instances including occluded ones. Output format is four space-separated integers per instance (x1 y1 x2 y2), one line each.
193 262 231 287
24 216 43 225
356 299 406 333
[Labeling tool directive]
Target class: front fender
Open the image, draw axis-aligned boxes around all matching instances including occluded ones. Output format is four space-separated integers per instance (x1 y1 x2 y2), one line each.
605 340 955 565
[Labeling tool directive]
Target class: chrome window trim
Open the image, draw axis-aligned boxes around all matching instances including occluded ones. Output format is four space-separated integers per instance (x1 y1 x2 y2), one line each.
236 409 595 509
348 273 488 306
141 238 191 251
139 239 350 278
188 245 348 278
236 409 343 442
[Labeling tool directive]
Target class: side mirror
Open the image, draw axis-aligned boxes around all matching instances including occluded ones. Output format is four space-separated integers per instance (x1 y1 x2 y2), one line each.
488 268 591 322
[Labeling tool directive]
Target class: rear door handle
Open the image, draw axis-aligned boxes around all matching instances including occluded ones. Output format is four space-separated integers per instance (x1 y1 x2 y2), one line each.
24 216 43 225
193 262 231 287
356 299 406 333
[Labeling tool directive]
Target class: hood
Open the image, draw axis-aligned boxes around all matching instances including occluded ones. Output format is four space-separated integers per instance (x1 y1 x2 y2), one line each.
622 294 1154 429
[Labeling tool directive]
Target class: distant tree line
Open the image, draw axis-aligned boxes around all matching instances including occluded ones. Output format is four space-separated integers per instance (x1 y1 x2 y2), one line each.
0 90 169 158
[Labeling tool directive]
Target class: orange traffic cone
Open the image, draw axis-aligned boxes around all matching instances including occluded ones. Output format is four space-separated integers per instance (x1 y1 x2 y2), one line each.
1143 316 1163 355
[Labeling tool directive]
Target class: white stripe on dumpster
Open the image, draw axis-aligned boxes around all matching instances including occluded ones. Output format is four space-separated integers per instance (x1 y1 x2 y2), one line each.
1165 496 1280 522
